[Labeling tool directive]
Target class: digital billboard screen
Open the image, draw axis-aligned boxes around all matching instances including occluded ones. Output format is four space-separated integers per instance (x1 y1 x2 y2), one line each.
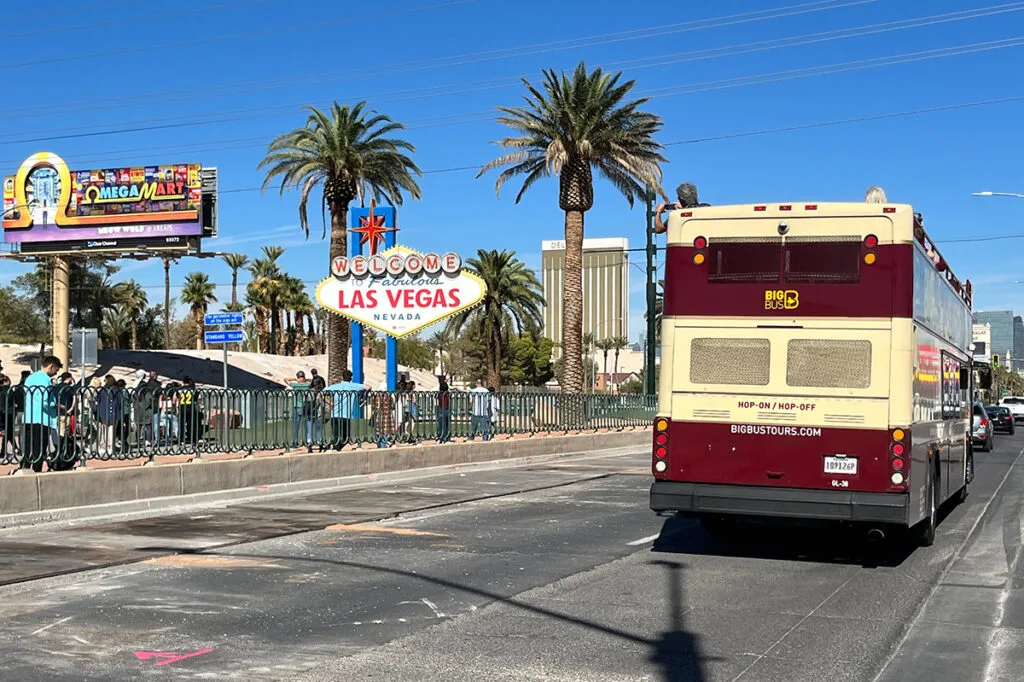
2 152 203 245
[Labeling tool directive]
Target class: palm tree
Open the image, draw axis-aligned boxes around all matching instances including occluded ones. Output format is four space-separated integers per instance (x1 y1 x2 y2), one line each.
478 61 666 393
595 337 615 386
610 335 630 378
222 253 249 307
180 272 217 350
258 101 423 382
427 328 452 375
247 246 286 354
101 308 130 350
245 285 270 353
445 249 544 389
114 279 147 350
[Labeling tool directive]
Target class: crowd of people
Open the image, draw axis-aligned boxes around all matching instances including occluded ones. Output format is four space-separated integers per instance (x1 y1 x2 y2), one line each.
1 358 506 473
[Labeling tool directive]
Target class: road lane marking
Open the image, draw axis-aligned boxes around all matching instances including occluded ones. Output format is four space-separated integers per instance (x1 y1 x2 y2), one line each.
324 523 444 537
31 616 71 636
627 533 660 546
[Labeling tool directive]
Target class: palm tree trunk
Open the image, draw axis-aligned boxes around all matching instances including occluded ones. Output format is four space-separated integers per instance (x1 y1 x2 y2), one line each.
488 324 502 389
269 294 279 355
561 209 585 393
327 201 350 383
231 272 238 307
131 321 138 351
194 310 203 351
602 350 609 388
614 349 621 378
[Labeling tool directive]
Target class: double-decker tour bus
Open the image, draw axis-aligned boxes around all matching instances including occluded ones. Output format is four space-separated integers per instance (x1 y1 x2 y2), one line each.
649 197 989 545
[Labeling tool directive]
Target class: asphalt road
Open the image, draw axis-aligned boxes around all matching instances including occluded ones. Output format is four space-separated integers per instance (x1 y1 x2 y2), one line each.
0 431 1020 681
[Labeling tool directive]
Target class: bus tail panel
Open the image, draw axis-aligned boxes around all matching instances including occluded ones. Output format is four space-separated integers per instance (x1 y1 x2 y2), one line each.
653 419 903 494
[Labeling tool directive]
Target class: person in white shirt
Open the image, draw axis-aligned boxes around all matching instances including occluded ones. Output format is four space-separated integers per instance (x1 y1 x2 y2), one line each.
468 380 491 441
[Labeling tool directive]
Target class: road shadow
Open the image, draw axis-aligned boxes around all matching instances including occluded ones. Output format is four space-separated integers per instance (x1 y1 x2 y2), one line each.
165 548 714 682
651 515 918 568
92 350 281 389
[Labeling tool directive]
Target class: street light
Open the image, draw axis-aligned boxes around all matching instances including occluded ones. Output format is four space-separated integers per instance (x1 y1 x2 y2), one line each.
972 191 1024 199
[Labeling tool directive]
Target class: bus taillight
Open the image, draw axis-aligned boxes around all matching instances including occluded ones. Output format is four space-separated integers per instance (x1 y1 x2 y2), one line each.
653 419 670 474
693 236 707 265
890 428 909 491
864 234 878 248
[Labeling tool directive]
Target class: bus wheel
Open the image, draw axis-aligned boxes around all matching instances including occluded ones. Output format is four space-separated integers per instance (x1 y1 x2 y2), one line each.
918 464 938 547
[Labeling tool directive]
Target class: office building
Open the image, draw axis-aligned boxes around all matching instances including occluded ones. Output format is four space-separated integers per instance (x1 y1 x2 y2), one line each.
974 311 1014 369
541 237 629 356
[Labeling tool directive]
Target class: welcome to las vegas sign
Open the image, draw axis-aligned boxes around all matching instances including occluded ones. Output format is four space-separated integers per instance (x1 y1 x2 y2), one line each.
315 245 487 338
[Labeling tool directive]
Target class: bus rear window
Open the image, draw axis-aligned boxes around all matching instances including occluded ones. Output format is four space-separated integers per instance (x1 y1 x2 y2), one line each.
690 338 771 386
786 339 871 388
784 240 861 283
708 242 780 283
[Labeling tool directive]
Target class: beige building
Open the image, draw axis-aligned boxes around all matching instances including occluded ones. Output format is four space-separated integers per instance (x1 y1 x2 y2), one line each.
542 237 629 357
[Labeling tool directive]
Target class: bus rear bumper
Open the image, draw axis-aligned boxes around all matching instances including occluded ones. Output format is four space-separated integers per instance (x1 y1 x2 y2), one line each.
650 481 908 525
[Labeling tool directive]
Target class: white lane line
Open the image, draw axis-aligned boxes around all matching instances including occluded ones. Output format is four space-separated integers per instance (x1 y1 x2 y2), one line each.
31 616 71 636
420 598 446 618
627 533 661 546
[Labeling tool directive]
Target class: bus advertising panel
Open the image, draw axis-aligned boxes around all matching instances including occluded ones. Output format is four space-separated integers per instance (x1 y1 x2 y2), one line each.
2 152 202 246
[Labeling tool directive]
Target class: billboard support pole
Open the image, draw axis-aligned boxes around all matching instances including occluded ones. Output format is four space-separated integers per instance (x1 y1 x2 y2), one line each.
51 256 70 369
79 329 86 388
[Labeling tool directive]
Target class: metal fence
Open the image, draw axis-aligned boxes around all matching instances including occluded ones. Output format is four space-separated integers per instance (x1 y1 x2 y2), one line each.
0 384 656 471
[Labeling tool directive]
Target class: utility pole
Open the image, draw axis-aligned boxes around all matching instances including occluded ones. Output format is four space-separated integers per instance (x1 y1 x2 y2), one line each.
644 188 657 396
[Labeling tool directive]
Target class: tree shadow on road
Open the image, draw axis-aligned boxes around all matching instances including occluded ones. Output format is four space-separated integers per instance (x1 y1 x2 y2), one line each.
652 516 917 568
170 547 714 682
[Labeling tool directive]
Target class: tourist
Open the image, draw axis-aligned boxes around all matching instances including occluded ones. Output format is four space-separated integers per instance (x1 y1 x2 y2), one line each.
20 356 62 472
325 369 369 450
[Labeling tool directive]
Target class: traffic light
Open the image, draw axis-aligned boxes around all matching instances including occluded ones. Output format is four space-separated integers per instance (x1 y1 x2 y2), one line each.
993 354 1001 369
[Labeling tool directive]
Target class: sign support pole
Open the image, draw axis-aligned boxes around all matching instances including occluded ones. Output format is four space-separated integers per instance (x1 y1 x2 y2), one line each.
384 228 398 392
349 227 364 385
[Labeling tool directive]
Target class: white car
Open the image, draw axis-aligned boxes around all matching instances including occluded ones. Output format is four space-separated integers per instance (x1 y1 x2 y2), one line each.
998 396 1024 422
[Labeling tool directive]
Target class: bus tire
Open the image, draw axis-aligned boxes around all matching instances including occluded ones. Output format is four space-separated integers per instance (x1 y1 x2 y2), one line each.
918 462 938 547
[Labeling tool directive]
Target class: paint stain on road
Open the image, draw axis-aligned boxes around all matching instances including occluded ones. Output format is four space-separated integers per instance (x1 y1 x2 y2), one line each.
323 523 444 537
135 648 215 666
145 555 284 569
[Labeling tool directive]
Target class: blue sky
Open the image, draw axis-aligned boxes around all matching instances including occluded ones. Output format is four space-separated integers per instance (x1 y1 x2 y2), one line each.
2 0 1024 342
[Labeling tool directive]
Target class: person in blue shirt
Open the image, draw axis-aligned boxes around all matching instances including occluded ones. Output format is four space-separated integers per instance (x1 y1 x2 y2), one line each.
325 369 369 450
20 355 62 472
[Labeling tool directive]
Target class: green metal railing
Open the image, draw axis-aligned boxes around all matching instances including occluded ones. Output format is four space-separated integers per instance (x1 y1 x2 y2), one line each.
0 385 656 471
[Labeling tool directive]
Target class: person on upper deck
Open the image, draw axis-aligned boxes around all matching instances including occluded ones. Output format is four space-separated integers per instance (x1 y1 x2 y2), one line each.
652 182 710 234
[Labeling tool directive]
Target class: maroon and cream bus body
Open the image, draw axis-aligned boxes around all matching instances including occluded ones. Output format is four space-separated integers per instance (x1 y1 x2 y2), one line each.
649 202 976 544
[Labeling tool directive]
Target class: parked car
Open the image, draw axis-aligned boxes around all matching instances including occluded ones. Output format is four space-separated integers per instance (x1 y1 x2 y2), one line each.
985 405 1016 435
973 402 994 452
998 396 1024 422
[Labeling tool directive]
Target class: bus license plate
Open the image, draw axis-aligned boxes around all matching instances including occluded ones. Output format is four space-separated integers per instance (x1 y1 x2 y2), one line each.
824 456 857 475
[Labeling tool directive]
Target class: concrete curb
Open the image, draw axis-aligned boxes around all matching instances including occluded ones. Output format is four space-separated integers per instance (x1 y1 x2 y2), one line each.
0 430 649 524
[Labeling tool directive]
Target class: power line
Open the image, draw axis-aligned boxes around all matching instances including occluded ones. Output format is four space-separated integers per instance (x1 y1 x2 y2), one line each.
0 1 1005 143
0 0 869 118
0 92 1011 197
0 0 489 72
1 26 1020 152
0 0 281 43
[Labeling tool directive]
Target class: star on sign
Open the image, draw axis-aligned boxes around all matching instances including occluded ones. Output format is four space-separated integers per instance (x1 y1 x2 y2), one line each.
349 198 395 255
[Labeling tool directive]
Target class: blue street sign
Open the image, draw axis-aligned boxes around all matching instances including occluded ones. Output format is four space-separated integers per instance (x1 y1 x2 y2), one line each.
204 312 244 326
204 330 245 344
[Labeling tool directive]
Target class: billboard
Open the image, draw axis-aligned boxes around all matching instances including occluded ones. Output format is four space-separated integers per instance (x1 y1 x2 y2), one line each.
316 245 486 338
2 152 203 245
